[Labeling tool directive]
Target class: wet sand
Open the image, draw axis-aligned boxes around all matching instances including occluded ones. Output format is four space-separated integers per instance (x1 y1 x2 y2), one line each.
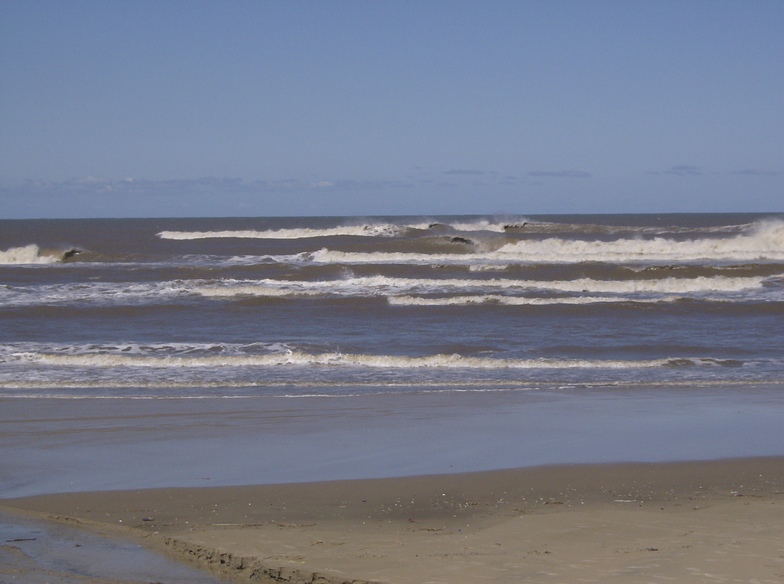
3 457 783 583
2 389 783 581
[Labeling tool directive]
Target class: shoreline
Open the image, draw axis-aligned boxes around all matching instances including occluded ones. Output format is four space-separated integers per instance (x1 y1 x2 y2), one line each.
3 457 783 583
4 384 784 499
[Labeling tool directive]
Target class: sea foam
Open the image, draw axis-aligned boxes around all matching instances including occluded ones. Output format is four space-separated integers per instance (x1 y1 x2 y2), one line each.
157 224 406 240
298 220 784 265
194 275 767 298
0 244 61 265
7 348 726 370
155 219 528 240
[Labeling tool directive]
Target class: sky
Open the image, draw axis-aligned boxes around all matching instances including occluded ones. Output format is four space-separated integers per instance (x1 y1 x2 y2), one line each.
1 0 782 218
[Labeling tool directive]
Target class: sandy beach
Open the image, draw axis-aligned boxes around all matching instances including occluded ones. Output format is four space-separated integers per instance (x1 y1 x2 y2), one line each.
2 457 782 583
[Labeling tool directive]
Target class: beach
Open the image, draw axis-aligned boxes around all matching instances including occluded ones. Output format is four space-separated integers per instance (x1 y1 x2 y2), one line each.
1 384 783 582
4 0 784 576
2 457 783 583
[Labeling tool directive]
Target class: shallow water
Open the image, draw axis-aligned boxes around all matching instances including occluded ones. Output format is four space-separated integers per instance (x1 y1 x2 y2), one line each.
2 385 782 498
0 511 229 583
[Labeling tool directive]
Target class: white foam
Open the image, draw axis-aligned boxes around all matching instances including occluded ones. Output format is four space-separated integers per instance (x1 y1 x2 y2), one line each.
494 222 784 263
158 224 405 240
193 275 766 299
387 295 671 306
195 285 316 298
1 272 769 307
156 218 536 240
448 220 509 232
0 244 60 265
469 264 511 271
4 344 750 372
305 220 784 265
9 349 685 370
0 281 191 307
0 341 295 364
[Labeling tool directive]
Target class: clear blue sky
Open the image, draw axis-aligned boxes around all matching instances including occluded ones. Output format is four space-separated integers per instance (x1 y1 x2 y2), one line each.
1 0 781 218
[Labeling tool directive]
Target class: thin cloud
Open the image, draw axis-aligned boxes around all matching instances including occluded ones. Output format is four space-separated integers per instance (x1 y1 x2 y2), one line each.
304 179 414 192
437 181 459 189
309 180 336 189
443 169 487 176
648 166 781 177
649 165 702 176
730 168 781 176
526 170 591 178
2 176 415 197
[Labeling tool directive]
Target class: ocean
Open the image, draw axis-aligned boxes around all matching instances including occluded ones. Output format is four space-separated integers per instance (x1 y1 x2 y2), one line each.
1 213 784 496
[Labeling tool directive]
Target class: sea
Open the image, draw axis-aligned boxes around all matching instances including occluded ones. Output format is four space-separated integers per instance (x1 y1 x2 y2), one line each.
1 213 784 496
2 213 783 397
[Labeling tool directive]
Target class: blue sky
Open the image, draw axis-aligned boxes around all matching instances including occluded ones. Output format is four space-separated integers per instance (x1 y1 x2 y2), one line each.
1 0 781 218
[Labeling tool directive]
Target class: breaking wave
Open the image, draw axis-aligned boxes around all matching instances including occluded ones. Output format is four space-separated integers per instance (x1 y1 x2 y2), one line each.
194 275 768 298
303 220 784 265
2 273 776 308
0 281 191 307
157 224 412 240
155 218 536 240
2 344 745 370
387 295 677 306
0 244 64 265
494 220 784 263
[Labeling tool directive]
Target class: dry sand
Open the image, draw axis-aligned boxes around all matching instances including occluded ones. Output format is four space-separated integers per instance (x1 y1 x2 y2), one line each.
2 457 783 583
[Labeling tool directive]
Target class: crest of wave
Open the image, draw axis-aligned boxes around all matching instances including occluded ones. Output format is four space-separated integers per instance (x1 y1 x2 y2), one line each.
750 218 784 245
449 220 508 232
28 351 670 370
496 220 784 262
0 244 60 265
157 223 406 240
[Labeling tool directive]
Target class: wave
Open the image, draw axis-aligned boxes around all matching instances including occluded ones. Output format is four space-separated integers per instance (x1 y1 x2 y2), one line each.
156 219 532 241
0 281 192 307
302 227 784 267
1 273 774 308
5 378 780 396
157 223 414 240
194 275 768 298
3 346 745 370
301 220 784 265
510 220 754 237
0 244 79 265
495 220 784 263
439 220 510 233
387 295 678 306
0 341 293 360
